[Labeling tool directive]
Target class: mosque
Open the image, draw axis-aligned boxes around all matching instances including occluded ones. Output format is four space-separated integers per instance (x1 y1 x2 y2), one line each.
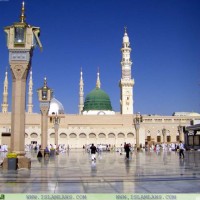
0 3 200 150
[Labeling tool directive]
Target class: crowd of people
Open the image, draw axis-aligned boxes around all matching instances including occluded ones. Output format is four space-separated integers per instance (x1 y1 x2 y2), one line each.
0 140 186 169
0 141 186 160
144 142 186 153
85 141 186 161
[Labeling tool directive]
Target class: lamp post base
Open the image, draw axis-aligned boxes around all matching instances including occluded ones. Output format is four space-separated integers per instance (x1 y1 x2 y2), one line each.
2 156 31 170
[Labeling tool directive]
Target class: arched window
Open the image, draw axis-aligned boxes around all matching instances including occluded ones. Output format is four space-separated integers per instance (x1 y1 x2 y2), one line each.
108 133 115 138
89 133 96 138
69 133 77 138
79 133 86 138
99 133 106 138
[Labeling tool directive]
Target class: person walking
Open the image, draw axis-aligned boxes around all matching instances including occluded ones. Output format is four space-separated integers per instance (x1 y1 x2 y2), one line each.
179 141 184 159
90 144 97 161
124 143 130 159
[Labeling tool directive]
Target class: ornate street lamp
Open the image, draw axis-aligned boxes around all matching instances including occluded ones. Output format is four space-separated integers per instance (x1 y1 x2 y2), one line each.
2 2 42 169
4 2 42 159
37 78 53 155
134 112 143 151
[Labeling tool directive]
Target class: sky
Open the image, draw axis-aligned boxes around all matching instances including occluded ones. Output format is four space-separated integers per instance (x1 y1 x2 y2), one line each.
0 0 200 115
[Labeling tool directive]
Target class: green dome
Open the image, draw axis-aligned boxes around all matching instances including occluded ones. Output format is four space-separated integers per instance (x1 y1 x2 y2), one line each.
83 88 112 111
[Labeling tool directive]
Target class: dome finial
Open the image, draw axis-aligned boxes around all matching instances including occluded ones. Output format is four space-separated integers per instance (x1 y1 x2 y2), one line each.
96 67 101 89
20 1 26 23
124 26 128 36
44 77 47 88
80 67 83 79
124 26 127 34
5 66 8 75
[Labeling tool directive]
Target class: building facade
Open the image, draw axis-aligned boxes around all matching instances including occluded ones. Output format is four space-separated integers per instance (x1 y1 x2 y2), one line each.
1 5 200 149
1 111 200 149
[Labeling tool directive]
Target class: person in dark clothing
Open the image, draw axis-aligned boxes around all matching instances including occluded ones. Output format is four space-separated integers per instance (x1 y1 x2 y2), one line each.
179 141 185 159
90 144 97 161
124 143 130 159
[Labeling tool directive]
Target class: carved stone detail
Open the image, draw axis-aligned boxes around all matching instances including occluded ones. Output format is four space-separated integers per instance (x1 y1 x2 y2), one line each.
9 50 30 61
40 102 50 115
11 64 28 80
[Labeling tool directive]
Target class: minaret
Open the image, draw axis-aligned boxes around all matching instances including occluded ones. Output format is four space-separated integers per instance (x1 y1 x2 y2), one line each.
78 68 84 114
27 69 33 113
1 69 9 113
119 27 134 114
96 68 101 89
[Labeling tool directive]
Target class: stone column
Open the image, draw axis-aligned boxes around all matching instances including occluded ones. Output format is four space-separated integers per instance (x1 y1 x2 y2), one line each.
162 128 166 143
136 127 140 150
10 61 30 156
55 126 59 148
134 113 143 151
40 103 50 154
179 126 184 142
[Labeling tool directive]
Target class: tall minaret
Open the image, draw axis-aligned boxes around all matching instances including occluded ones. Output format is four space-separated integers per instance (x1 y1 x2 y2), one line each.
1 69 9 113
78 68 84 114
27 69 33 113
119 27 134 114
96 68 101 89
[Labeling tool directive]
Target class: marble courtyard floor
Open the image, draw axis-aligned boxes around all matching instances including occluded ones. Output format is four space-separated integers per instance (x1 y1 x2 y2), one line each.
0 150 200 193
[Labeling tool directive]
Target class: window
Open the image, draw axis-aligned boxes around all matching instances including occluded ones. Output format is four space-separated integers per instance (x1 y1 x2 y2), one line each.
147 136 151 141
167 136 171 142
176 135 180 142
14 27 25 44
157 136 161 143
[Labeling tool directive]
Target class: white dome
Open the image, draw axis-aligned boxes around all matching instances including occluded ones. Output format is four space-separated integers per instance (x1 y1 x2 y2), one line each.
48 98 65 115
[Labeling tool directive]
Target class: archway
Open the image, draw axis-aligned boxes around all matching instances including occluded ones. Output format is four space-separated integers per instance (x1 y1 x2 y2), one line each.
59 133 67 146
88 133 96 145
30 132 39 146
98 133 106 145
69 133 77 148
107 133 115 146
117 132 125 147
79 133 87 148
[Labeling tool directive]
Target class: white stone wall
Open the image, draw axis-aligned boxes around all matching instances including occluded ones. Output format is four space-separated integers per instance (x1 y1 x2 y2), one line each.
0 112 199 149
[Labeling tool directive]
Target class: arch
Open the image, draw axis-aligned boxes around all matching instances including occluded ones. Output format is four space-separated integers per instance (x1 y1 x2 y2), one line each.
89 133 96 138
118 133 125 138
60 133 67 138
98 133 106 138
97 111 106 115
127 132 134 138
69 133 77 138
146 130 151 136
79 133 86 138
30 133 38 138
25 133 28 138
108 133 115 138
50 133 55 138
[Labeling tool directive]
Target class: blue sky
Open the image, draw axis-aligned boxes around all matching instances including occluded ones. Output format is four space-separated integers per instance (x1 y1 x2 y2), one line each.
0 0 200 115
